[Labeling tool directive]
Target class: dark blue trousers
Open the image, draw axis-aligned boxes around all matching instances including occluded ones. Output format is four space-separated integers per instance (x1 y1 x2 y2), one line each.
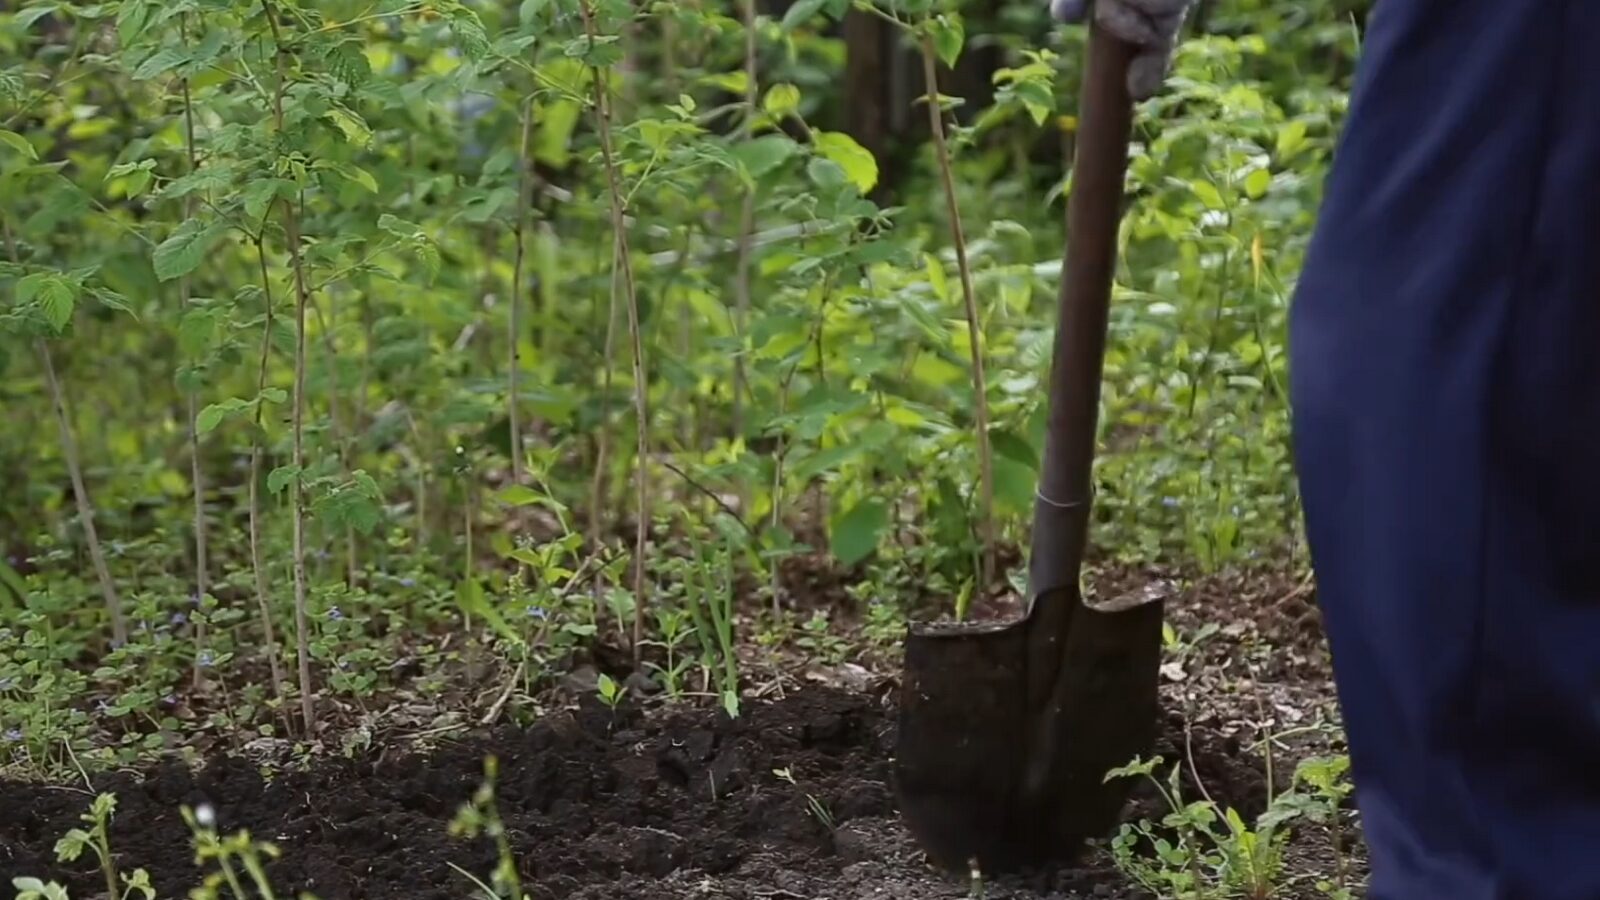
1289 2 1600 898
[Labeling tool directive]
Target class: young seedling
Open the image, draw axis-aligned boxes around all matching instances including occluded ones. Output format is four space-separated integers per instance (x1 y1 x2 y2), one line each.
181 803 284 900
51 792 154 900
774 766 835 831
449 755 527 900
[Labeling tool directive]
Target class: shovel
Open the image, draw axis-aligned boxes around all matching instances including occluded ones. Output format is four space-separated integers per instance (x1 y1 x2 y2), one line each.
893 22 1165 874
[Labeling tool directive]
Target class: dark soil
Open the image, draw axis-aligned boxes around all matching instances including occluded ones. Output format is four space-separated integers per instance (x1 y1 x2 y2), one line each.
0 685 1283 900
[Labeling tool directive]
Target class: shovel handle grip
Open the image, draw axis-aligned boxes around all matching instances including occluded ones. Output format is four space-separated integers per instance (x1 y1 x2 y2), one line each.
1032 24 1138 577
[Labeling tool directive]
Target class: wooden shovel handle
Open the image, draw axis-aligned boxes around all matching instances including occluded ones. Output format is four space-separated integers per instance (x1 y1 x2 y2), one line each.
1033 23 1138 569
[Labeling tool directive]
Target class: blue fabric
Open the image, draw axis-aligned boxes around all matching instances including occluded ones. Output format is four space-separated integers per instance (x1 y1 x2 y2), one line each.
1288 2 1600 897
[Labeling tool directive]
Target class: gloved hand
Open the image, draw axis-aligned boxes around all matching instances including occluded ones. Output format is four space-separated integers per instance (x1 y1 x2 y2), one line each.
1049 0 1193 100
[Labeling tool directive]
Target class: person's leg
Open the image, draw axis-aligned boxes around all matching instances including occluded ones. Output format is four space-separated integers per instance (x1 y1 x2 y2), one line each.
1289 2 1600 897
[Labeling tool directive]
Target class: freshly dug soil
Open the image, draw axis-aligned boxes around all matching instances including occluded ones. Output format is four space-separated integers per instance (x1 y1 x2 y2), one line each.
0 686 1284 900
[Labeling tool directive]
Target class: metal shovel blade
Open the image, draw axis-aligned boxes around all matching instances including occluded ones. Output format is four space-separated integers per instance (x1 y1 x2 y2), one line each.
893 24 1165 873
895 590 1164 872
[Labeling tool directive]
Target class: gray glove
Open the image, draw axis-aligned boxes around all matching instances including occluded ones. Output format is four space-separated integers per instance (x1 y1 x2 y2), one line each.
1049 0 1193 100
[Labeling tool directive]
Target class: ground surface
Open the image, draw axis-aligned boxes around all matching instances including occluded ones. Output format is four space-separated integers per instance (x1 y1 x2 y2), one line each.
0 564 1359 899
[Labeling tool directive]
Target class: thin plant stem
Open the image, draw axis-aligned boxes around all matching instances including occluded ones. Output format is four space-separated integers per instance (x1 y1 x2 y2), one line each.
730 0 758 452
583 0 650 665
264 0 317 733
508 97 535 487
250 238 289 723
919 31 994 588
0 218 126 644
180 14 210 691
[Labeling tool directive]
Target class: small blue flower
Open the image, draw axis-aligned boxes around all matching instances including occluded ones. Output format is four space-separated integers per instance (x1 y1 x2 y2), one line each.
399 577 416 588
2 729 20 743
197 650 216 668
1162 497 1179 508
161 693 178 706
327 606 344 621
0 677 17 692
524 605 548 620
171 612 187 626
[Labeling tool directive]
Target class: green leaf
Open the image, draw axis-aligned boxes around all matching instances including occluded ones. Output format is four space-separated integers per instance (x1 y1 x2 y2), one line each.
923 253 949 302
177 308 219 357
19 273 75 332
241 178 289 223
732 134 798 179
931 15 964 68
990 429 1038 471
260 387 288 404
132 47 188 80
267 464 300 494
519 0 551 24
0 129 36 160
813 131 877 194
327 41 372 89
15 4 61 29
1276 119 1309 158
1190 179 1225 210
320 161 378 193
377 214 422 238
1244 167 1271 199
780 0 828 32
89 286 137 318
763 83 801 118
196 398 249 435
153 219 226 281
830 497 888 566
495 484 542 506
323 107 372 146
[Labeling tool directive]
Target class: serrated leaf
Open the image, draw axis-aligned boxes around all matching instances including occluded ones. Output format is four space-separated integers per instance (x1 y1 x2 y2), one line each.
153 219 226 281
812 131 877 194
89 286 136 318
931 15 964 68
327 41 372 88
26 274 75 332
0 129 36 160
830 498 888 566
